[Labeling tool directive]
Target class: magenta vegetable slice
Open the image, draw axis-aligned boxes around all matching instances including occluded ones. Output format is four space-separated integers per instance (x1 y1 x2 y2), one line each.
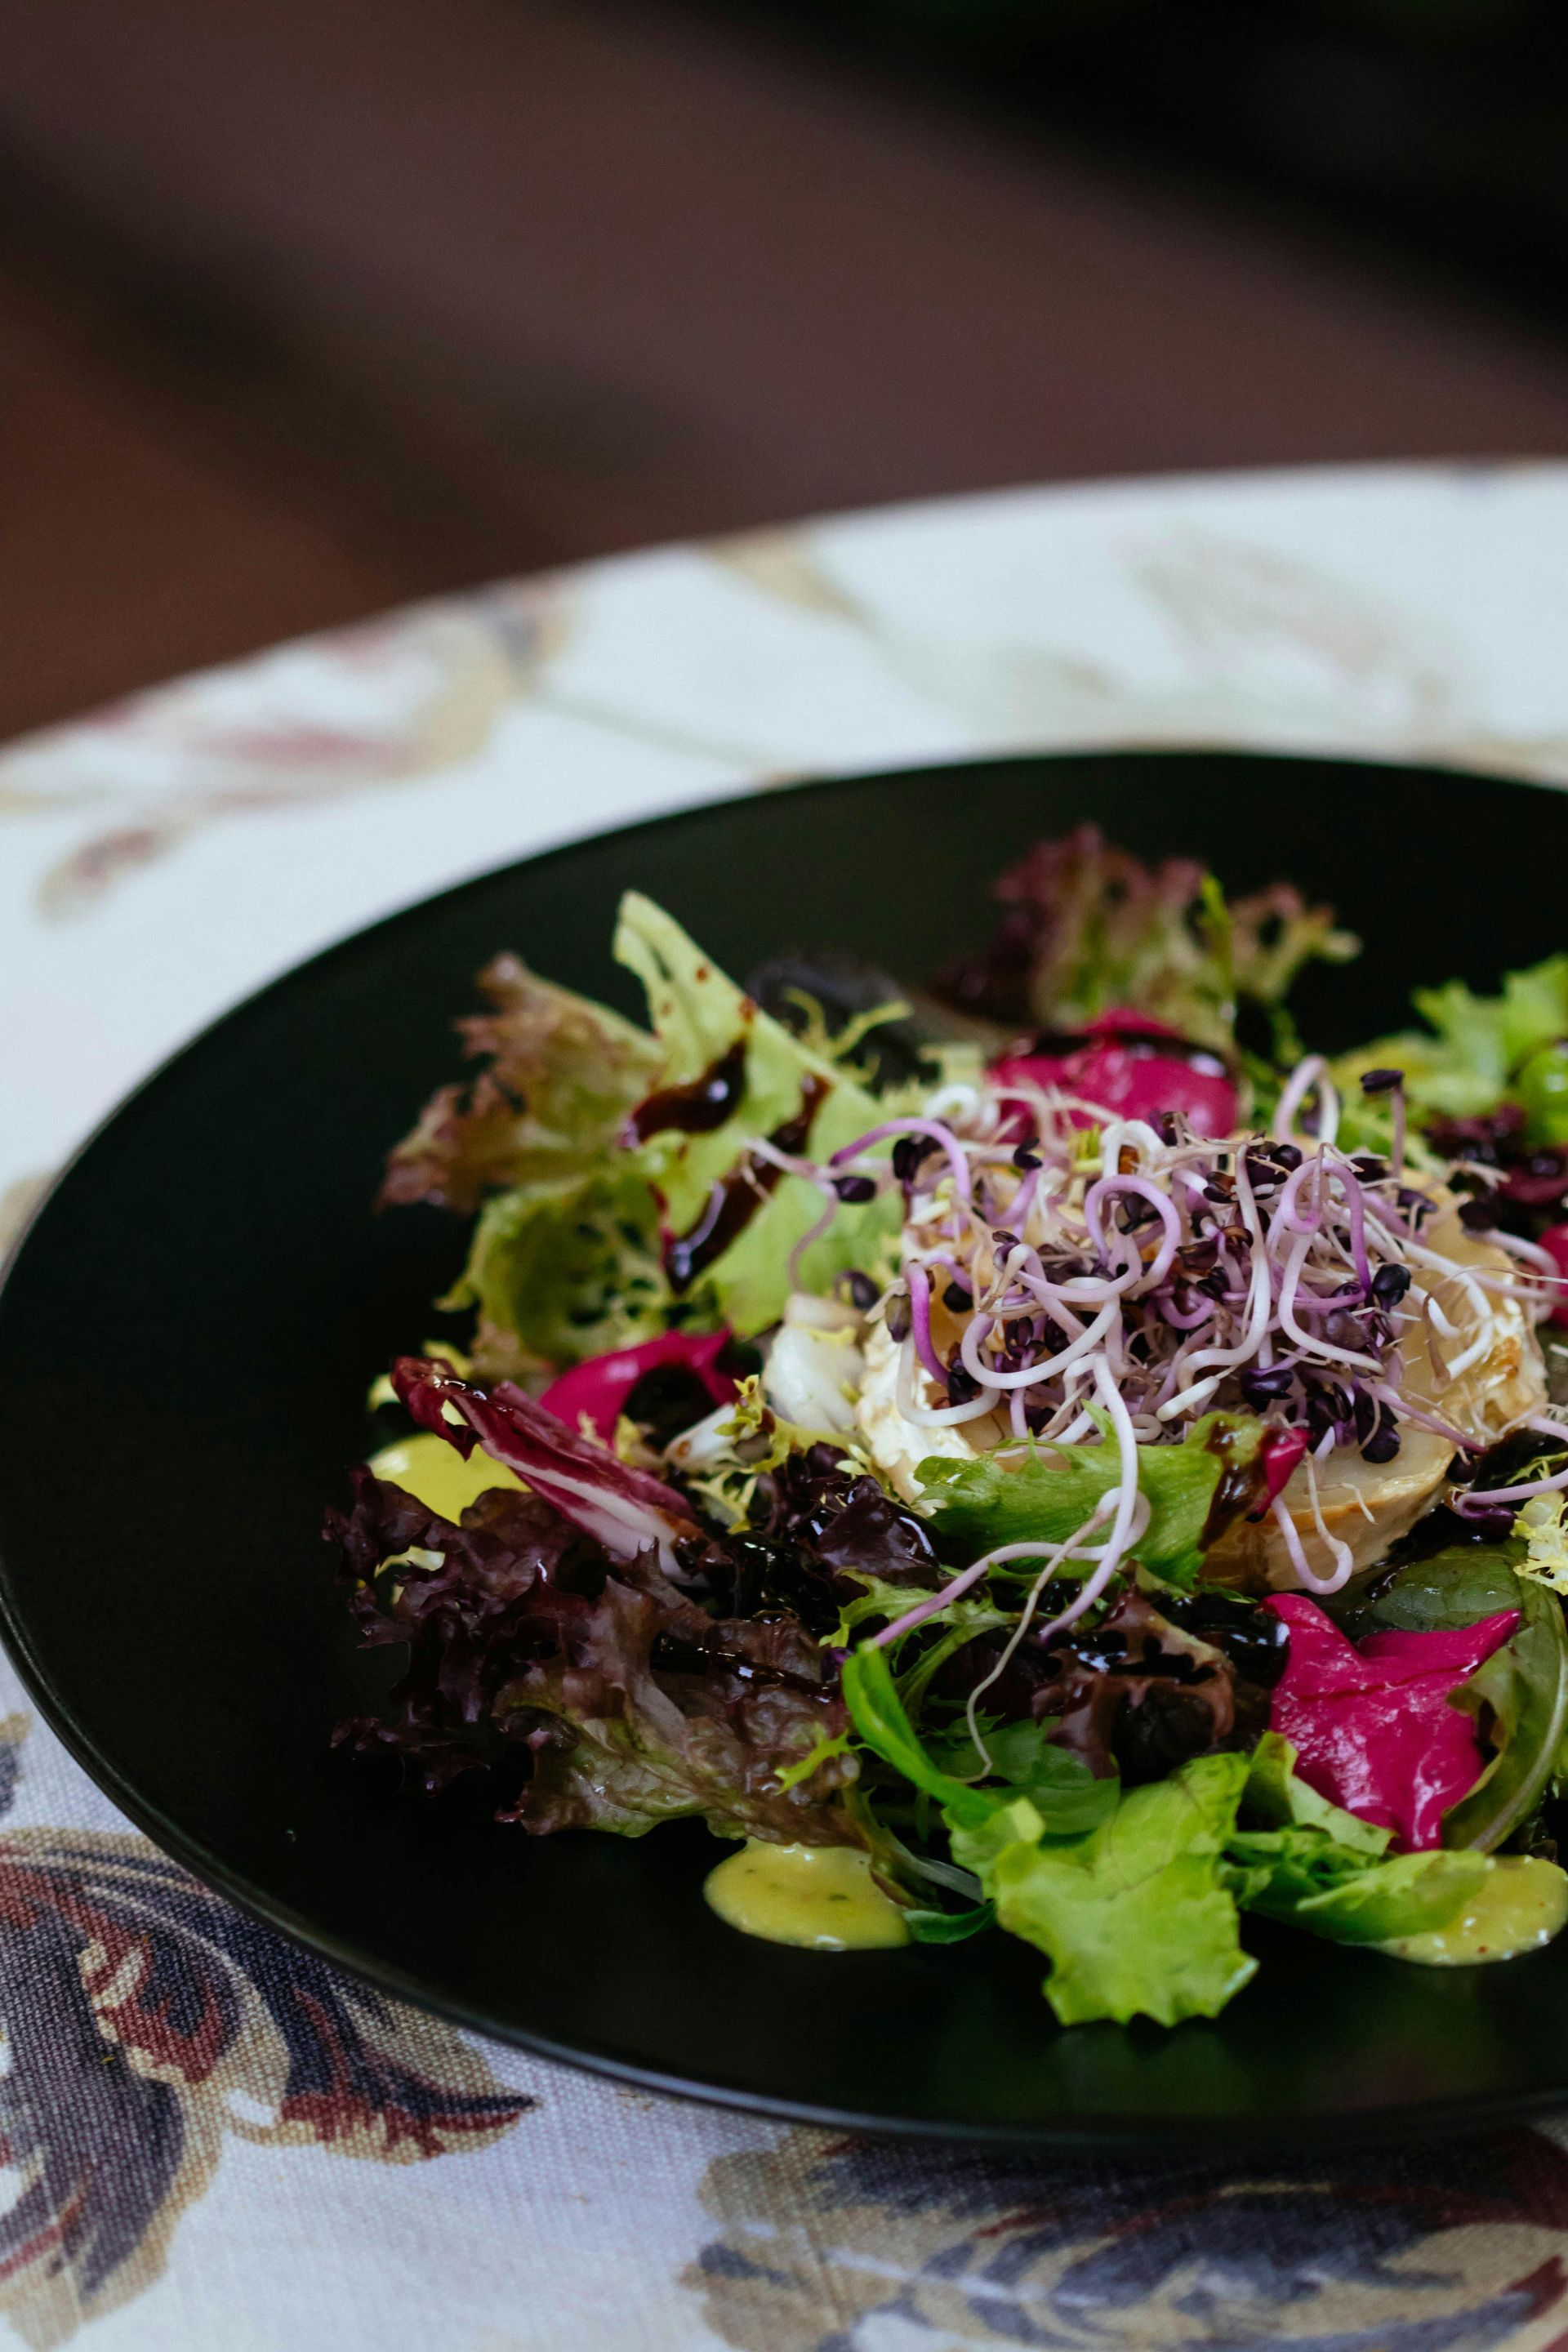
538 1328 736 1440
1261 1594 1521 1851
990 1007 1237 1139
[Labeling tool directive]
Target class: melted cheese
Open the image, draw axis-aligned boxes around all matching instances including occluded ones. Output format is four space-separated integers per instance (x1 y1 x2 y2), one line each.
704 1841 909 1950
854 1317 1000 1502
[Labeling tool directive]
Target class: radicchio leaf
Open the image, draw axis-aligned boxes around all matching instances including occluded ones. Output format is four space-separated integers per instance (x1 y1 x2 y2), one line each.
539 1329 737 1441
390 1356 703 1578
990 1015 1238 1140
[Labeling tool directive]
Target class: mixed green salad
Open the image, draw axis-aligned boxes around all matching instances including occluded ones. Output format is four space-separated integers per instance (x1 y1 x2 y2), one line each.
328 826 1568 2026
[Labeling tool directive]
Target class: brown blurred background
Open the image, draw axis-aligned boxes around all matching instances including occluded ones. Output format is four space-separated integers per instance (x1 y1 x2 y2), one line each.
5 0 1568 744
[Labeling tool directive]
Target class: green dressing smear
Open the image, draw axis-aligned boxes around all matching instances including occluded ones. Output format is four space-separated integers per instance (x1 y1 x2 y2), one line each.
1379 1856 1568 1967
704 1842 909 1950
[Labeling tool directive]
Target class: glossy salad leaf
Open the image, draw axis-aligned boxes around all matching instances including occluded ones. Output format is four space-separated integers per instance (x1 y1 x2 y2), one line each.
843 1646 1250 2025
1334 953 1568 1132
1227 1832 1484 1944
381 952 665 1214
1241 1731 1389 1855
1444 1578 1568 1852
390 1356 706 1575
931 1716 1124 1835
1325 1543 1568 1855
613 893 901 1334
1262 1594 1520 1853
538 1328 737 1443
840 1644 1015 1832
1329 1543 1526 1642
915 1412 1265 1588
840 1645 1116 1839
989 1754 1256 2027
1225 1731 1482 1944
905 1900 997 1944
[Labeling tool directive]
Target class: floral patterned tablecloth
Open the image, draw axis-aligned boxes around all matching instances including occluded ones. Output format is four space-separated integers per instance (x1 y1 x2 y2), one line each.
7 461 1568 2350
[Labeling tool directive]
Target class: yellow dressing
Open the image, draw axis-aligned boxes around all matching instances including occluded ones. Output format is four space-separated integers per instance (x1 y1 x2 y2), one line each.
367 1433 522 1521
704 1841 909 1951
1378 1856 1568 1967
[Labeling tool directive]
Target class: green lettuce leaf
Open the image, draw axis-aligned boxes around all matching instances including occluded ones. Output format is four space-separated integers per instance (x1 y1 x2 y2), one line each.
839 1645 1116 1839
905 1900 997 1944
1328 1542 1526 1641
1334 953 1568 1129
1227 1833 1485 1944
1225 1733 1482 1943
840 1644 1020 1832
1443 1577 1568 1853
443 1164 669 1374
940 829 1356 1056
841 1647 1250 2024
381 950 676 1368
989 1754 1256 2026
915 1412 1264 1587
613 893 901 1334
1241 1731 1389 1855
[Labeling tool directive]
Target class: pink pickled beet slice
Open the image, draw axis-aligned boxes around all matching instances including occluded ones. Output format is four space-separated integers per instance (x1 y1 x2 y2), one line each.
539 1329 737 1441
1079 1010 1186 1040
991 1007 1237 1139
1261 1593 1521 1851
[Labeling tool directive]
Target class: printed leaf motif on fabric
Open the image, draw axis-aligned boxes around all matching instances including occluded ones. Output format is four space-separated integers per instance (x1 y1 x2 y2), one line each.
688 2127 1568 2352
0 1717 530 2345
5 586 568 918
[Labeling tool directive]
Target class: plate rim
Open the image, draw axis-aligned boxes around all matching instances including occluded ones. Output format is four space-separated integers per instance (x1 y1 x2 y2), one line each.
7 742 1568 2153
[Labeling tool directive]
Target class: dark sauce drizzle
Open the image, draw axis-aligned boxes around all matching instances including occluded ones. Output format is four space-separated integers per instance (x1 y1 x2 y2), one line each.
664 1074 831 1290
624 1036 750 1143
1198 1419 1268 1548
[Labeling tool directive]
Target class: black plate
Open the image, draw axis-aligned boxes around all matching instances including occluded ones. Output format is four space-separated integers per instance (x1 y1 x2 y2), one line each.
4 748 1567 2153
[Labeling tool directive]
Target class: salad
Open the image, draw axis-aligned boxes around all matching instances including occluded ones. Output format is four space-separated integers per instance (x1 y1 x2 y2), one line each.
327 826 1568 2028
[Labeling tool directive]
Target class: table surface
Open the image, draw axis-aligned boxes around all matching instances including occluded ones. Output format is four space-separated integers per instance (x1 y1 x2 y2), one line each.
7 461 1568 2350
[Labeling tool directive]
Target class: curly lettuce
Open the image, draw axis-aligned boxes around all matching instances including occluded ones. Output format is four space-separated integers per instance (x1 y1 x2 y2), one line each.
841 1652 1492 2024
381 952 664 1212
1334 953 1568 1133
384 896 914 1365
989 1754 1257 2027
612 893 902 1334
331 1471 859 1842
445 1165 667 1377
842 1643 1248 2025
1223 1735 1486 1943
934 824 1356 1054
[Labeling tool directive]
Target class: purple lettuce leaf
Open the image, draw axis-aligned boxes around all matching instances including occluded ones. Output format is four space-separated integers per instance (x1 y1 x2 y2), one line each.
327 1472 856 1842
